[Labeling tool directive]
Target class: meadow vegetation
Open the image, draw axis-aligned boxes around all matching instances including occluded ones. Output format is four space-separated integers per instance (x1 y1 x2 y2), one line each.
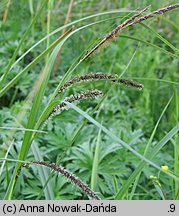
0 0 179 200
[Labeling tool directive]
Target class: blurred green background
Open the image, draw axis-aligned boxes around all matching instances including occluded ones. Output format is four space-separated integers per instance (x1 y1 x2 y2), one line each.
0 0 178 200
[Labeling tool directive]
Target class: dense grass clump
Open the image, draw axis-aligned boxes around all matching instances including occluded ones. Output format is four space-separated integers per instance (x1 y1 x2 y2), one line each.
0 0 179 200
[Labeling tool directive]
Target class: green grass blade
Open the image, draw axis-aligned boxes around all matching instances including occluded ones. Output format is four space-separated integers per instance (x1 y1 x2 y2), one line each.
161 16 179 31
65 102 179 183
48 48 138 194
129 77 179 86
2 16 177 98
0 28 73 97
140 23 179 52
120 34 179 58
0 127 47 134
0 16 123 98
10 10 132 71
31 142 54 200
145 96 173 155
4 30 72 200
120 49 137 77
129 95 173 200
153 184 165 200
91 128 101 191
115 124 179 199
0 140 14 179
171 89 179 199
33 43 138 141
0 0 48 90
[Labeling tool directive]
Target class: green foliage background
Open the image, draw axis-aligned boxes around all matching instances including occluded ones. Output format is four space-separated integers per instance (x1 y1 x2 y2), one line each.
0 0 178 200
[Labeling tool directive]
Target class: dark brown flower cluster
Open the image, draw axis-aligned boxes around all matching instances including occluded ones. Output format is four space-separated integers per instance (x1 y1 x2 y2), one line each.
59 73 118 93
32 161 100 200
82 4 179 60
50 89 103 118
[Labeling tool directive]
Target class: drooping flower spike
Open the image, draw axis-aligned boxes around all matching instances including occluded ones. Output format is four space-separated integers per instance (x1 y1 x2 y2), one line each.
32 161 100 200
82 4 179 60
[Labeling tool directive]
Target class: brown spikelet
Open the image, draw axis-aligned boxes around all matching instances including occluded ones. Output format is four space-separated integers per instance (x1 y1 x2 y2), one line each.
32 161 100 200
112 79 144 90
105 5 150 41
82 6 150 60
42 89 103 127
82 4 179 60
50 89 103 118
132 4 179 25
59 73 118 93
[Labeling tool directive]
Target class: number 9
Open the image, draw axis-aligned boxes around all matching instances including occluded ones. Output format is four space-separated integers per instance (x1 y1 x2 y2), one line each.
170 204 175 212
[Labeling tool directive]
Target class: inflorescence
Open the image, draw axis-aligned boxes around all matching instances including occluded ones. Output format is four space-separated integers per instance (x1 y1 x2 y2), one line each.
49 89 103 119
82 4 179 60
32 161 100 200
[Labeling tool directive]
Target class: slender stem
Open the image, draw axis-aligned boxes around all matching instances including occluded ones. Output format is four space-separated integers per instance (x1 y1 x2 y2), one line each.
53 0 74 76
3 0 11 22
